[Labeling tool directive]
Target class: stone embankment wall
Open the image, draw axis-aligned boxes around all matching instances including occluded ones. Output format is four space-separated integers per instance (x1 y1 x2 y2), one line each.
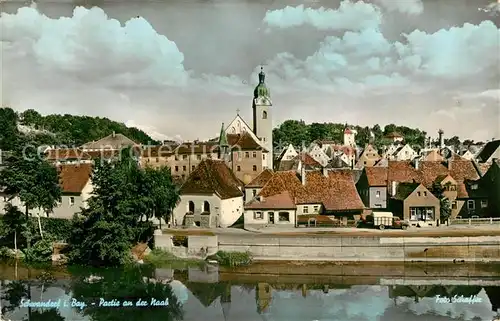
154 231 500 262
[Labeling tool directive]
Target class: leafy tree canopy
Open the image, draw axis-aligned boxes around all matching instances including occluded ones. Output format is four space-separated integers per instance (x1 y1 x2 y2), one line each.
0 107 157 150
273 120 430 150
68 149 179 266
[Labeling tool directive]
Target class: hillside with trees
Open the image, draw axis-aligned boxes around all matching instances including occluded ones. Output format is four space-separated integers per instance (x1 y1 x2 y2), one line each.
0 107 157 150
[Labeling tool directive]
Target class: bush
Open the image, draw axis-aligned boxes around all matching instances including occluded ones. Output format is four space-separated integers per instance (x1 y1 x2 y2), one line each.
23 239 53 263
0 246 15 259
212 251 253 267
29 217 72 242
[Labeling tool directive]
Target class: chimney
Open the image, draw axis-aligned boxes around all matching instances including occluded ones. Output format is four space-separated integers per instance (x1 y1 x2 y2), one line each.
391 181 397 196
438 129 444 149
414 158 419 170
447 160 452 170
112 131 116 138
322 166 328 177
301 164 306 185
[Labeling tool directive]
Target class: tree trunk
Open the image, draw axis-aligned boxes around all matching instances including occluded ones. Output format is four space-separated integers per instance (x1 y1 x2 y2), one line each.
38 214 44 239
25 205 31 249
14 230 18 259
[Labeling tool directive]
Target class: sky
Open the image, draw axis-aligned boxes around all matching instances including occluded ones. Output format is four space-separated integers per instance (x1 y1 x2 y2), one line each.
0 0 499 142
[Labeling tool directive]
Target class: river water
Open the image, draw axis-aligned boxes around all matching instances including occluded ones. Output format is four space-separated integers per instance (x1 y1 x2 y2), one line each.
1 261 500 321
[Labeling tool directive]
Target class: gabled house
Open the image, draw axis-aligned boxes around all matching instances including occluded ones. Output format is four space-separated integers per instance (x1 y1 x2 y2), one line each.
475 140 500 163
356 167 388 209
244 191 297 228
276 144 298 162
81 132 138 151
325 155 350 170
355 144 381 168
244 169 274 202
389 182 440 226
389 144 417 161
456 179 489 218
307 144 330 167
460 149 475 160
173 159 244 228
251 168 364 228
0 163 93 219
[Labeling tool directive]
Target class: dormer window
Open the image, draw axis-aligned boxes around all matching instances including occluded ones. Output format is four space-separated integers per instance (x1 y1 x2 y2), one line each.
471 184 478 190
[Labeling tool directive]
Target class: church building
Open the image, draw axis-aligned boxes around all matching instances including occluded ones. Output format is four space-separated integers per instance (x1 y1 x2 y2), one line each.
218 67 274 184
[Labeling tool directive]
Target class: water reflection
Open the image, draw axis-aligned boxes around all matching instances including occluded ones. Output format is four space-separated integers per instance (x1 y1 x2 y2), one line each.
1 262 500 321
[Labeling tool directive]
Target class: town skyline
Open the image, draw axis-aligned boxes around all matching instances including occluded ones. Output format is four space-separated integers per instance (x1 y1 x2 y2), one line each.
1 0 498 142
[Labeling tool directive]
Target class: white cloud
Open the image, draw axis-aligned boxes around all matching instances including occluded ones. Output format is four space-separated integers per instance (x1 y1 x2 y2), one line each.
262 2 382 31
374 0 424 15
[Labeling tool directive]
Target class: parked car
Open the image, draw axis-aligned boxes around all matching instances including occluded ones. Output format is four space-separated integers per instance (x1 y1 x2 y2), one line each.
357 212 409 230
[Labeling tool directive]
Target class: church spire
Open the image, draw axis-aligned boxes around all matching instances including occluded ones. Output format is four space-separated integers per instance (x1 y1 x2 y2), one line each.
254 66 270 98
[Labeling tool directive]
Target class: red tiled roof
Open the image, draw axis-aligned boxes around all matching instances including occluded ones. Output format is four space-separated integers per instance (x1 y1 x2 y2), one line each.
299 153 322 166
227 132 266 151
259 170 364 211
244 191 296 210
365 167 388 186
57 164 93 193
180 159 243 199
387 160 480 188
246 169 274 188
344 128 352 134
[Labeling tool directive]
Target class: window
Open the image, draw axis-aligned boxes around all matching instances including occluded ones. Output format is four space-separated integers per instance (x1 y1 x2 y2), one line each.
410 208 417 220
452 201 457 209
156 158 159 163
364 161 367 165
467 200 475 210
197 155 201 160
183 166 186 171
262 111 267 119
417 192 421 197
237 166 241 171
278 212 290 222
245 152 249 158
69 197 75 206
175 166 179 172
175 156 179 161
481 200 488 208
191 165 195 171
424 191 427 197
183 155 187 160
252 189 257 197
203 201 210 213
263 154 266 160
376 191 380 198
262 137 266 142
303 206 309 214
253 152 257 158
253 165 257 171
313 205 319 212
254 211 263 219
188 201 195 213
471 184 478 190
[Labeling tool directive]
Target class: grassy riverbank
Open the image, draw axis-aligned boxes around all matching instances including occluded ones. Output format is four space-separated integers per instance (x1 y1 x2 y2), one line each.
144 249 204 268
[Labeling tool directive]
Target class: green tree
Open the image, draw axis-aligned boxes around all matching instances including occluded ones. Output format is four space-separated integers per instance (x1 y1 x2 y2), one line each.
273 120 310 150
308 123 328 142
0 147 61 246
1 204 29 256
431 183 452 223
67 149 173 266
144 166 180 229
0 107 21 151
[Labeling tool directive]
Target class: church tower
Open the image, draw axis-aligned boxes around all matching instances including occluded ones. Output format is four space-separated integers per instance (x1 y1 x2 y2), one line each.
253 67 273 170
